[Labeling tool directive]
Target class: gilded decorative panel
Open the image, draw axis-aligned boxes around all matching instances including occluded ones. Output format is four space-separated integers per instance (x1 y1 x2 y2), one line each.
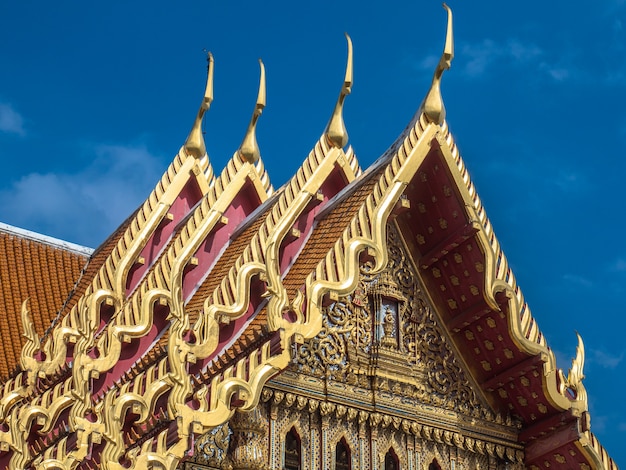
296 223 483 414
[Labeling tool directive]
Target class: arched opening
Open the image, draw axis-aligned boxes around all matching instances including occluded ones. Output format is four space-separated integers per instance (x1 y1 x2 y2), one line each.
428 459 442 470
335 437 351 470
284 427 301 470
384 447 400 470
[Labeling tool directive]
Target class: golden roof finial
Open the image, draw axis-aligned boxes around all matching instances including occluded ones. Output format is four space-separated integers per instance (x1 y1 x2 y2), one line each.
184 51 215 158
423 3 454 125
567 332 586 391
239 59 266 164
325 33 353 148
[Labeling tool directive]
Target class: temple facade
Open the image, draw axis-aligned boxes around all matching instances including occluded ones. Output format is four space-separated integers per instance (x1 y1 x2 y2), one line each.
0 6 617 470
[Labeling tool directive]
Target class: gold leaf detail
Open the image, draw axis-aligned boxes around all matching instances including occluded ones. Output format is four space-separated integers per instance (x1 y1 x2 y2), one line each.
481 361 492 371
460 294 466 302
447 299 458 309
475 262 484 272
470 285 479 296
484 340 494 351
450 275 459 286
520 376 530 387
417 234 426 245
420 172 427 182
538 403 547 414
439 218 448 229
443 185 452 197
498 388 508 398
476 325 483 332
465 330 475 340
440 284 447 291
474 347 480 354
486 317 496 328
517 396 528 407
504 348 514 359
454 253 463 263
432 267 441 278
428 226 434 234
569 449 576 457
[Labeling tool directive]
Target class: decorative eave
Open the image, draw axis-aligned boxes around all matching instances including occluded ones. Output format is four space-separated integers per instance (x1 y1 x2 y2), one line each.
0 7 616 470
105 38 362 467
0 58 275 470
23 62 274 470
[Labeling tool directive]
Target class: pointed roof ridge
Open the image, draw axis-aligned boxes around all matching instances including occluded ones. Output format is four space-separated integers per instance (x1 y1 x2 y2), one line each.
7 63 220 417
0 222 94 257
199 58 362 332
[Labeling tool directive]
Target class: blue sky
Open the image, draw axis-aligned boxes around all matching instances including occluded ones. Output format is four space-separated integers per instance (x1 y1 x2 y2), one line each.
1 0 625 464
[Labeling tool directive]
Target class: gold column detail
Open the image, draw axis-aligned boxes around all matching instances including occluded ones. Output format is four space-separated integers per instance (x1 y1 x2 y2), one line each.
223 409 268 470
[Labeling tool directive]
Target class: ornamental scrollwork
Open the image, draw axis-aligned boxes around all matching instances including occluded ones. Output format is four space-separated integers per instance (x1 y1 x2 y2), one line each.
295 224 482 412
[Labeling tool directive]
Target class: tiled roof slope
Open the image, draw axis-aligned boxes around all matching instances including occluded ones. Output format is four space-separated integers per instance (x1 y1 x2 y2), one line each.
0 223 92 379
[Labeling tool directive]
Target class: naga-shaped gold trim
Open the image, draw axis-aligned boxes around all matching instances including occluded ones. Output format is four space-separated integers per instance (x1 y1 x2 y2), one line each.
3 60 219 469
28 74 274 470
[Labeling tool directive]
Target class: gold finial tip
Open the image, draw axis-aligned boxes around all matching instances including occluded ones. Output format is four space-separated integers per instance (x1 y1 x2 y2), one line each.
239 59 266 163
256 59 266 110
184 52 215 158
423 3 454 124
325 33 353 148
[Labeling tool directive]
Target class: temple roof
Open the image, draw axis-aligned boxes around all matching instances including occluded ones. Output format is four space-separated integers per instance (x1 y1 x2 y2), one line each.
0 7 618 470
0 223 91 379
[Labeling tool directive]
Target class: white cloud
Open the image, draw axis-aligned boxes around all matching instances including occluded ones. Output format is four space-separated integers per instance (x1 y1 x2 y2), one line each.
460 39 543 78
562 273 593 288
0 102 25 136
609 258 626 272
0 143 164 246
590 349 624 369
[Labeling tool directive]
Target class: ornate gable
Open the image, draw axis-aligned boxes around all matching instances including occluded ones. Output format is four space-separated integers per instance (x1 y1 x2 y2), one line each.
295 223 489 416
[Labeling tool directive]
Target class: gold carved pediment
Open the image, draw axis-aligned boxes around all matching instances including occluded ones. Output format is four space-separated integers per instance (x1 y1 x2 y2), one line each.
294 223 490 415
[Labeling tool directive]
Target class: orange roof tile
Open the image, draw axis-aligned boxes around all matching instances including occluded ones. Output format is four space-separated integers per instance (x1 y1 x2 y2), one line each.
0 225 91 380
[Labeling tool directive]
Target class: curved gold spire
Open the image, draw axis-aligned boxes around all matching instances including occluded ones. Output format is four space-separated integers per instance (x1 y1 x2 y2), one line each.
423 3 454 125
568 332 586 392
325 33 353 148
184 52 215 158
239 59 266 163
